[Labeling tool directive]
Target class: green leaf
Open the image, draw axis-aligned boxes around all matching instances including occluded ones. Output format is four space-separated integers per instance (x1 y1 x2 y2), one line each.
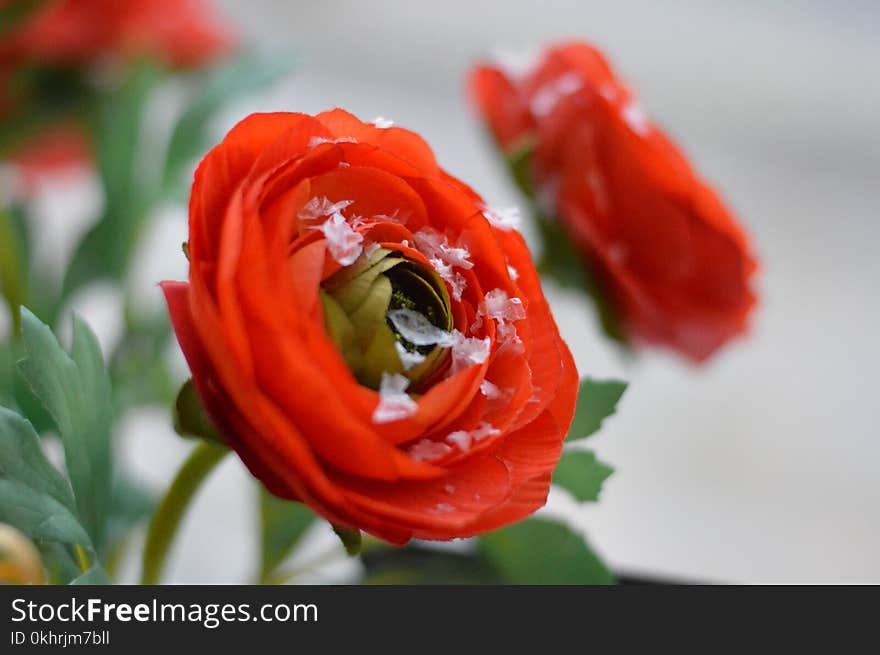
162 51 294 195
104 470 154 563
70 564 111 585
0 206 28 334
0 0 45 37
553 450 614 502
64 61 163 296
332 523 362 557
173 379 222 443
0 406 76 511
361 545 503 585
258 487 315 583
17 309 113 549
479 518 614 585
0 478 92 549
566 378 627 442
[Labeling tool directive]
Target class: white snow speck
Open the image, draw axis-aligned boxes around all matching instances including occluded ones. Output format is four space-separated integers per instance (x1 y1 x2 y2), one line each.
531 72 583 116
622 102 650 136
414 228 473 270
318 212 363 265
372 209 408 224
407 438 452 462
445 421 500 452
506 265 519 281
430 502 456 514
373 373 417 424
298 196 354 221
450 331 491 375
443 483 456 494
473 289 526 348
481 205 521 231
395 342 426 370
386 309 453 347
372 116 395 128
480 379 503 399
430 257 467 301
308 136 358 148
363 241 381 258
598 83 618 102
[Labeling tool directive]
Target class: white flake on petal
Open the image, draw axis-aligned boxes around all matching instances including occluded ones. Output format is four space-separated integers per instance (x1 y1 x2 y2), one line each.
430 257 467 301
480 379 502 399
481 204 521 231
407 438 452 462
413 228 473 270
449 331 491 375
531 72 583 116
318 212 363 265
386 309 453 347
474 289 526 349
395 342 426 370
430 503 456 514
308 136 358 148
446 422 500 452
507 264 519 281
373 373 417 424
622 102 650 136
298 196 354 221
372 116 395 128
363 241 381 258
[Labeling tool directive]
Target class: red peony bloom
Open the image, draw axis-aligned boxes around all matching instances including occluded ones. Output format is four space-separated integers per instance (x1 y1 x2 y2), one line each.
162 110 578 543
469 40 758 361
0 0 234 69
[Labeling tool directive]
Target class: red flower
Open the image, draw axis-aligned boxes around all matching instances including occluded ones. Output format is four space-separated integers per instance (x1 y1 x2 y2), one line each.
470 41 758 361
0 0 234 69
162 110 578 543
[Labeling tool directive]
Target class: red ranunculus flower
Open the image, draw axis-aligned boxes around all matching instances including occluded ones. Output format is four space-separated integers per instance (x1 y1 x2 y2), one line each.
161 110 578 543
0 0 233 69
469 40 758 361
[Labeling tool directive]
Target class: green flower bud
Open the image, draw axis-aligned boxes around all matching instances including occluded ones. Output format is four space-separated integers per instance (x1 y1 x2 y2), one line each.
321 248 452 391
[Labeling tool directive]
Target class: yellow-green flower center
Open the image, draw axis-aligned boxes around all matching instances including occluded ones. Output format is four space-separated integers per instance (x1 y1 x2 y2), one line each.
320 248 452 391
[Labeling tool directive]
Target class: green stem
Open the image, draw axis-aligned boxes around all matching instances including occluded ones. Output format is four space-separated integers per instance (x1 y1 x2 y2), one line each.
141 441 228 584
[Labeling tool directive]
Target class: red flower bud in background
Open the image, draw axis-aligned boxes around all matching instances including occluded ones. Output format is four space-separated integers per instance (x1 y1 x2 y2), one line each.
0 0 234 179
162 109 578 543
0 0 234 69
469 40 758 362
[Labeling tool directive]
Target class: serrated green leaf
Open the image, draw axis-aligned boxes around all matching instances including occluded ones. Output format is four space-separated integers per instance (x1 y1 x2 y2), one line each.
162 51 294 194
17 309 113 549
0 406 75 511
70 564 111 585
259 488 315 583
0 478 92 549
553 450 614 502
479 517 614 585
566 378 627 442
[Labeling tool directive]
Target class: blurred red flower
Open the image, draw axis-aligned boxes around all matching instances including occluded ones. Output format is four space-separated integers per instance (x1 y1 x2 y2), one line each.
470 40 758 362
0 0 234 69
162 109 578 543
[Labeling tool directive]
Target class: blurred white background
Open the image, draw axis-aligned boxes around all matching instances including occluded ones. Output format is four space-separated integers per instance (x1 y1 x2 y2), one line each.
24 0 879 583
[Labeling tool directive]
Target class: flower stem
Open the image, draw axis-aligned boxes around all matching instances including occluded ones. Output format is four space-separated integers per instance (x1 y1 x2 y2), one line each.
141 441 228 584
